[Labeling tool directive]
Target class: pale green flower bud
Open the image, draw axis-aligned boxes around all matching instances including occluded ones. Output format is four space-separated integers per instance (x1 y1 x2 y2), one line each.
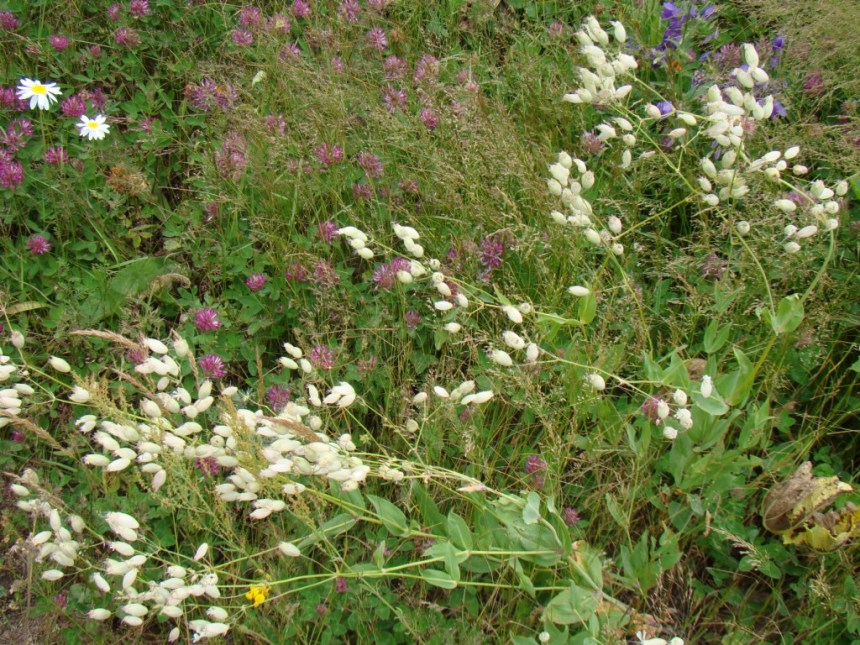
586 373 605 390
48 356 71 373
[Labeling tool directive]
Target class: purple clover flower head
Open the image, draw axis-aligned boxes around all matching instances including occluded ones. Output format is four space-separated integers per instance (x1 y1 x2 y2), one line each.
382 86 408 112
185 78 237 112
318 220 338 243
268 13 291 34
331 56 345 72
232 29 253 46
1 118 33 153
309 345 336 370
114 27 141 47
130 0 150 17
353 183 372 200
581 131 605 155
0 153 24 190
357 152 384 178
400 179 419 194
87 88 108 111
420 108 439 130
405 310 421 329
246 273 267 291
641 396 665 424
312 260 340 287
61 94 87 118
335 577 348 593
286 261 309 282
562 507 581 527
26 235 51 255
525 454 547 475
316 143 345 166
802 73 825 96
215 131 247 180
384 55 408 79
548 21 565 38
0 11 19 31
414 55 440 84
203 202 220 223
338 0 361 23
238 6 262 28
199 353 227 379
266 384 291 411
194 307 221 331
772 35 785 52
107 4 121 20
280 43 301 60
292 0 310 18
127 348 148 365
479 234 504 271
49 35 70 52
366 28 388 51
43 147 69 165
10 430 25 442
263 114 287 135
0 87 27 111
196 456 220 476
372 257 411 290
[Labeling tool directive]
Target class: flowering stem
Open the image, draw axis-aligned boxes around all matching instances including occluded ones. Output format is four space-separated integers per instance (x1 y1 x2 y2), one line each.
733 228 775 314
801 229 835 304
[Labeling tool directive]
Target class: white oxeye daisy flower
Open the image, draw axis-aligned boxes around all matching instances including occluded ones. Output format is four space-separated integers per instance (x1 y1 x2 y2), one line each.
77 114 110 141
16 78 62 110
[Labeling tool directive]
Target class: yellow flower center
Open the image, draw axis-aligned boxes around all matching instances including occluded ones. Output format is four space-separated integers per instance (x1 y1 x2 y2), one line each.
32 83 47 95
88 120 99 129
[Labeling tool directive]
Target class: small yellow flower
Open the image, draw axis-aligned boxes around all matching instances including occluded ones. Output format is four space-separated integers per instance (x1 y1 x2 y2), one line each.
245 584 270 607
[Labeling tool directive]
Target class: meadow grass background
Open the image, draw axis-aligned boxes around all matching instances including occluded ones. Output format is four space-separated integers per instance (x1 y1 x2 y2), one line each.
0 0 858 643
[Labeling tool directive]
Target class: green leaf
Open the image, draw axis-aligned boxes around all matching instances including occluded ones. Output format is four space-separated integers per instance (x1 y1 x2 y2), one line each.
373 541 386 568
703 320 730 354
544 582 599 625
511 557 535 599
692 393 729 416
442 542 461 582
769 294 804 335
447 511 473 550
366 495 409 537
523 492 541 525
420 568 457 590
110 257 168 297
604 492 628 529
535 312 584 327
296 513 357 549
578 291 597 325
510 636 538 645
412 482 445 533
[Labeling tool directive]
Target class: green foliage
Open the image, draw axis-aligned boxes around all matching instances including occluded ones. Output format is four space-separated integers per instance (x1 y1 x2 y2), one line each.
1 0 858 643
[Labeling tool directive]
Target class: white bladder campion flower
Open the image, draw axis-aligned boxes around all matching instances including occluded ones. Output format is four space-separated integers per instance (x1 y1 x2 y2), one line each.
77 114 110 141
568 285 590 297
585 373 606 391
48 356 72 373
701 375 713 399
17 78 62 110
